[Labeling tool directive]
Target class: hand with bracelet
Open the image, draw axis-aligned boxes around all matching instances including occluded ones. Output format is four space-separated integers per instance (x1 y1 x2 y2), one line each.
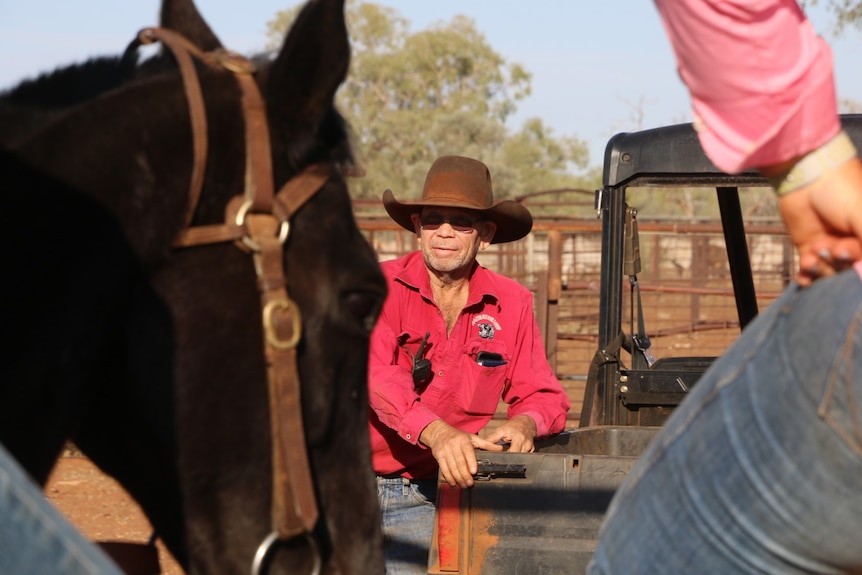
761 131 862 286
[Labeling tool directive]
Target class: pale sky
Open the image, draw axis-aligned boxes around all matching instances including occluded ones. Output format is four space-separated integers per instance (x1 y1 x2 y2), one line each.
2 1 860 170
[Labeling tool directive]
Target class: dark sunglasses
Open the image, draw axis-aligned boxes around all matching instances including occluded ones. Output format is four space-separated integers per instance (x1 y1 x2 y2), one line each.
411 332 433 391
419 212 478 233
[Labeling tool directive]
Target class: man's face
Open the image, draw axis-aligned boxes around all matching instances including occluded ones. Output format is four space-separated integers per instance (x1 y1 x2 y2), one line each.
412 207 496 275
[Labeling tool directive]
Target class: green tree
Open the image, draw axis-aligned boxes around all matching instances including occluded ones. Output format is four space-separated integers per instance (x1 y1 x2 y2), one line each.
266 1 594 203
803 0 862 34
840 98 862 113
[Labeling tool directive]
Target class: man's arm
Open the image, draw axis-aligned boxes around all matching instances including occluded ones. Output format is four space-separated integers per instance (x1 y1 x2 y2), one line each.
500 291 571 437
368 311 439 445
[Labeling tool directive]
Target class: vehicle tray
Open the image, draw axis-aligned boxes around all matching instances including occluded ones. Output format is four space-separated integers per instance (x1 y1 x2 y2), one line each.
428 426 659 574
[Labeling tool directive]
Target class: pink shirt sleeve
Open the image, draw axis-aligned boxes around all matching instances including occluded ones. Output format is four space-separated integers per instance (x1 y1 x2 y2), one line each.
654 0 841 173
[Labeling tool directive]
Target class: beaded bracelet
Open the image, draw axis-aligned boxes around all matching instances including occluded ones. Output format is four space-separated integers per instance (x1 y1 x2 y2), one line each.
768 130 858 197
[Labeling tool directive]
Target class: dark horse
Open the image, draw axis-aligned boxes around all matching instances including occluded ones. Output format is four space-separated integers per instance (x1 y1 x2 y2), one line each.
0 0 387 573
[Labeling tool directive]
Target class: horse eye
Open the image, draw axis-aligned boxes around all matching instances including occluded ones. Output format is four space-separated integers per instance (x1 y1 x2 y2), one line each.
344 291 383 332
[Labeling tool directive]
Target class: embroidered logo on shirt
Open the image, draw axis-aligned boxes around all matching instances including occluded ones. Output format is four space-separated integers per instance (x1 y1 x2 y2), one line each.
473 314 501 339
477 323 495 339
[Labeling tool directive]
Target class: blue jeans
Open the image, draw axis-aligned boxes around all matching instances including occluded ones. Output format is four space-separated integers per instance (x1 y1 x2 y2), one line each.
589 268 862 574
0 443 123 575
377 476 438 575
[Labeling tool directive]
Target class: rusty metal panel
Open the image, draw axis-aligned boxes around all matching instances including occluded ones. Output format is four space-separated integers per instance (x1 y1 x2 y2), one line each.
428 427 657 574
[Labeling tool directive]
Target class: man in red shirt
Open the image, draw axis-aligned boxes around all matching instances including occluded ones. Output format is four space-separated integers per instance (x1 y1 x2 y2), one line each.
368 155 570 574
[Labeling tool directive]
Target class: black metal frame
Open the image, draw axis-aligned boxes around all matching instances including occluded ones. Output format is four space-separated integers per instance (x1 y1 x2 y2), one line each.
583 114 862 427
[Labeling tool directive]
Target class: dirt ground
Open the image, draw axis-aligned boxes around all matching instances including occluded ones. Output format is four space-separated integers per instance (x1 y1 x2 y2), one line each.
46 455 184 575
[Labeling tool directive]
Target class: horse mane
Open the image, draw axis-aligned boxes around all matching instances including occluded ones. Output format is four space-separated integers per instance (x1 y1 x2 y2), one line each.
0 44 198 109
2 54 140 108
2 44 356 173
0 53 142 147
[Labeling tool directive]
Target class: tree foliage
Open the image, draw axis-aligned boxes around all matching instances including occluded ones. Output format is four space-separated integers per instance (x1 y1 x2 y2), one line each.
803 0 862 34
266 1 594 203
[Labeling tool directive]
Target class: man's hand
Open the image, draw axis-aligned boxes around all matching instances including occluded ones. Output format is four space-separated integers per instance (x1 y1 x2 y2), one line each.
770 158 862 286
419 420 503 488
483 415 537 453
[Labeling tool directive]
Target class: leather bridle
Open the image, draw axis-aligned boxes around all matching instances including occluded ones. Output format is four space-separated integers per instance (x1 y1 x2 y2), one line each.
126 26 328 575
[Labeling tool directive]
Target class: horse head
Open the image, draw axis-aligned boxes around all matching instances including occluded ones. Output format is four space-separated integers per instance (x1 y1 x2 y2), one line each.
0 0 386 573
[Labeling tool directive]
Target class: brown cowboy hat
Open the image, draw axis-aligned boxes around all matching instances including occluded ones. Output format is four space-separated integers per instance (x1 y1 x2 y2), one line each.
382 155 533 244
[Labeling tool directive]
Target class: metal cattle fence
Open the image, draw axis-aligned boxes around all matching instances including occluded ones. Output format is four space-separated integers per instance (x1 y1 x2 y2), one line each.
356 209 793 427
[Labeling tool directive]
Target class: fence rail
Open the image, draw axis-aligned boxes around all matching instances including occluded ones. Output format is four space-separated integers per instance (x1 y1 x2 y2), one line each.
357 213 792 426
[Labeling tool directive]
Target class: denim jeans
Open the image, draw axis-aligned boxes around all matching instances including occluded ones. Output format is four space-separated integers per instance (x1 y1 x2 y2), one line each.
377 475 438 575
0 443 123 575
589 268 862 574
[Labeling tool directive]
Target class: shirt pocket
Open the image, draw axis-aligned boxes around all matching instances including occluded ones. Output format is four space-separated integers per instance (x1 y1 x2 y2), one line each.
462 339 510 416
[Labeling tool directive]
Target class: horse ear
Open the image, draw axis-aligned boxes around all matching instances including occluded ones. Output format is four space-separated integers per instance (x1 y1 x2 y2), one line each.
268 0 350 130
160 0 223 50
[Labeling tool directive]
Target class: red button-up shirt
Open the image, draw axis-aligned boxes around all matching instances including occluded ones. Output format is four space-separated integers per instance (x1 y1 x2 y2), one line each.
368 251 570 478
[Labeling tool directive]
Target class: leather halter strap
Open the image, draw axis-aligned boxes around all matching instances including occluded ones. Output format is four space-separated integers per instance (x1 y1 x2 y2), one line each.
132 26 327 546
